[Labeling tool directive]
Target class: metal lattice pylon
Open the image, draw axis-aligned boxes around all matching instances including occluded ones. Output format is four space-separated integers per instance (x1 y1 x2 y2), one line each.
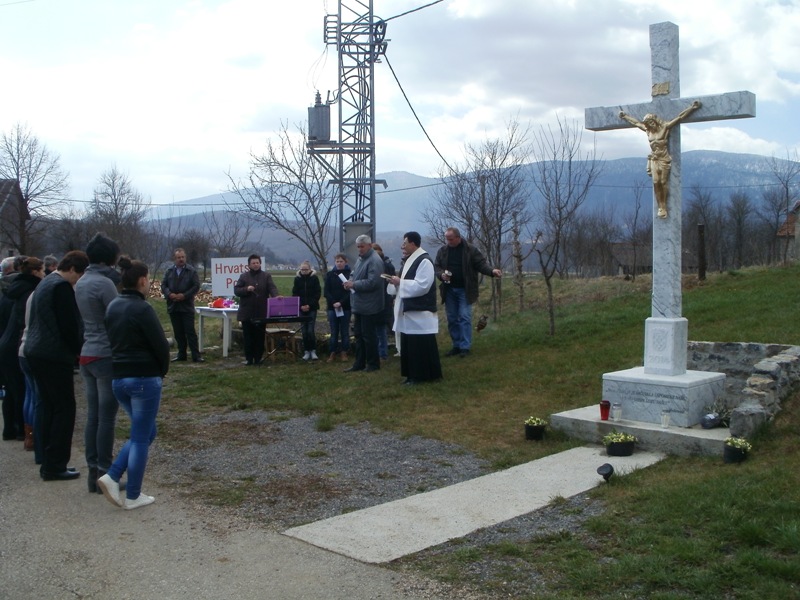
307 0 387 253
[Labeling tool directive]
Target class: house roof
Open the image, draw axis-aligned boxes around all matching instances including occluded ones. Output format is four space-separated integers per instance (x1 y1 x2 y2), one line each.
0 179 30 221
777 212 796 238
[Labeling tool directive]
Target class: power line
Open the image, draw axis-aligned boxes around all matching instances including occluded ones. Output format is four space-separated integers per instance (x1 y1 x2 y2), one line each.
0 0 35 7
383 53 459 177
383 0 445 22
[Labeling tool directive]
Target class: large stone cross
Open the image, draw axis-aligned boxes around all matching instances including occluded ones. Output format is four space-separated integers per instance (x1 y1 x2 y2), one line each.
585 21 755 376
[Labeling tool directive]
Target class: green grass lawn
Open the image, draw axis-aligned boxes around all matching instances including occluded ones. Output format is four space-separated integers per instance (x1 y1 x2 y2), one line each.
154 264 800 598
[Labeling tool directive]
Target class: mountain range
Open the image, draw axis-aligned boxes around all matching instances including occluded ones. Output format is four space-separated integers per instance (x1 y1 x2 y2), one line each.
148 150 788 264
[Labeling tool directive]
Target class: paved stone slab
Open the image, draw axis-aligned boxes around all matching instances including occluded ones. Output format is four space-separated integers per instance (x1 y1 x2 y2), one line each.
551 404 729 456
283 446 665 563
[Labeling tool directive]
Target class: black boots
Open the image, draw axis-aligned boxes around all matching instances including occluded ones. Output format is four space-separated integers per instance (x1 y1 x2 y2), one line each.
88 467 98 493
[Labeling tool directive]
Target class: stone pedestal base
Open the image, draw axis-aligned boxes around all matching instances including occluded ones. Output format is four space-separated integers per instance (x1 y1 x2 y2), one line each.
644 317 687 376
602 367 725 427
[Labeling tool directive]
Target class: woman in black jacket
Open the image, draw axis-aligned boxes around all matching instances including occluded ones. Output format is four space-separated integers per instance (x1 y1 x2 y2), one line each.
0 257 44 445
97 257 170 510
292 261 322 361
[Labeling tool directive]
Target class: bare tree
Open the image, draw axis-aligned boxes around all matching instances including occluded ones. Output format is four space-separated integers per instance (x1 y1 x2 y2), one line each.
88 165 150 257
47 206 94 255
530 116 602 335
766 151 800 265
175 227 212 279
509 211 538 311
141 208 188 283
0 122 70 254
683 185 724 271
725 191 754 269
567 207 620 277
228 122 336 275
203 209 254 257
757 187 786 265
425 118 532 318
621 178 651 281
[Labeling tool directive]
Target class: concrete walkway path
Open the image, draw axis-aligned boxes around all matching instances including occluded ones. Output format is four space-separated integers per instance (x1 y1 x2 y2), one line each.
284 445 665 563
0 442 446 600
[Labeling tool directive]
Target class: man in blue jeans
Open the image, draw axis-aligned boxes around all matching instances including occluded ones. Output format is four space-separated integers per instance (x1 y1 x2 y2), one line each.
434 227 502 357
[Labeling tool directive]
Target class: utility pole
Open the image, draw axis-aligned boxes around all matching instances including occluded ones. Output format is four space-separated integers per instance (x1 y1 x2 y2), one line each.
307 0 387 258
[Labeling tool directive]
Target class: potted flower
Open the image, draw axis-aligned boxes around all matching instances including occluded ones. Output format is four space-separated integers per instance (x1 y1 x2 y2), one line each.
723 436 752 463
602 430 637 456
524 416 547 441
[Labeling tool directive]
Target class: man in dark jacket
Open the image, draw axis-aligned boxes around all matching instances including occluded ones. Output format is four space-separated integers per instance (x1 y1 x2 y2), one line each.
434 227 502 358
161 248 203 363
25 251 89 481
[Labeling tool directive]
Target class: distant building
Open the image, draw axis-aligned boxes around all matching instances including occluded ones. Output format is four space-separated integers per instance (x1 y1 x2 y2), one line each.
776 201 800 261
0 179 29 258
610 242 653 277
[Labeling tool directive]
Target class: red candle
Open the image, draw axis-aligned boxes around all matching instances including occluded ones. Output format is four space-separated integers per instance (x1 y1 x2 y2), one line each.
600 400 611 421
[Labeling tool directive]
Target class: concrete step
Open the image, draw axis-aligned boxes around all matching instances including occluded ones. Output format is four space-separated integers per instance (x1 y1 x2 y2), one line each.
283 446 665 563
550 405 729 457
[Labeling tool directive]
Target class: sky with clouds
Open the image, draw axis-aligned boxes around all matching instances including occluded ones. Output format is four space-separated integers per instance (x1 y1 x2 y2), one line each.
0 0 797 209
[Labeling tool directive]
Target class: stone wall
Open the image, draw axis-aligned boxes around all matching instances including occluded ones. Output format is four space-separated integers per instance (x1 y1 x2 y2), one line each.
687 341 800 436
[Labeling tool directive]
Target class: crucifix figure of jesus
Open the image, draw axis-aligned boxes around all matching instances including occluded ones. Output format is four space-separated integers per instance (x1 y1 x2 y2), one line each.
619 100 701 218
586 21 755 377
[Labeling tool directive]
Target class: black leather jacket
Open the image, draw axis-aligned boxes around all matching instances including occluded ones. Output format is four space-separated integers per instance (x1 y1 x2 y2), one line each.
105 289 170 378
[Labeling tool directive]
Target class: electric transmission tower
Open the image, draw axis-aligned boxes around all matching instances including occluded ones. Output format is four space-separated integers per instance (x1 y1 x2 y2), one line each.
307 0 387 255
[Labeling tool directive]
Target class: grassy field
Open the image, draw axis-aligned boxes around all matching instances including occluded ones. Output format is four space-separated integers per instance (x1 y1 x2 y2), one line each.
154 264 800 598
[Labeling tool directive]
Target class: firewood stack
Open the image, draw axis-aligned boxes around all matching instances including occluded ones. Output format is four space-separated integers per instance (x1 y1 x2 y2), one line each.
146 280 214 305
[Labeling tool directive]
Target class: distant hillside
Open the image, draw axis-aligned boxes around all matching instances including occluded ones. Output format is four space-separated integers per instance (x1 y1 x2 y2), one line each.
146 151 787 263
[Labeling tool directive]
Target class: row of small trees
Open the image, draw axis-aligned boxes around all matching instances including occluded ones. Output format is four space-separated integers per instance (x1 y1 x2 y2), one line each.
2 120 798 335
0 122 261 275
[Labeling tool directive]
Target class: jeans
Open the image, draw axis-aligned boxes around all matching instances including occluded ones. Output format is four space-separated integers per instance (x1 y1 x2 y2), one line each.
327 309 351 353
445 286 473 350
376 324 389 360
108 377 162 500
169 311 200 359
19 356 42 464
300 310 317 352
81 358 119 470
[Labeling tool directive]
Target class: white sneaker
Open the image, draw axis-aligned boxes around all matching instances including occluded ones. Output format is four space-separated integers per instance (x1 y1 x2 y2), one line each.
310 350 319 361
97 473 122 507
302 351 311 361
124 494 155 510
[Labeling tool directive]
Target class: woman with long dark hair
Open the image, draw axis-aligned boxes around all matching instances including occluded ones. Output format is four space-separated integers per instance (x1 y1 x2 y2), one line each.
98 257 169 509
0 257 44 447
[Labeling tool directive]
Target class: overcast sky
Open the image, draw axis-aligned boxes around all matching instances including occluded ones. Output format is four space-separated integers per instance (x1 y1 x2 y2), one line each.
1 0 797 209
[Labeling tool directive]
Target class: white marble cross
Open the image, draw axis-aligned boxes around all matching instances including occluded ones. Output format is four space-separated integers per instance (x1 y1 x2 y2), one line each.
585 21 755 376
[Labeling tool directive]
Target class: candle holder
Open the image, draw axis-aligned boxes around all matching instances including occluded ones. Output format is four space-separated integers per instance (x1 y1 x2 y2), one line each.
599 400 610 421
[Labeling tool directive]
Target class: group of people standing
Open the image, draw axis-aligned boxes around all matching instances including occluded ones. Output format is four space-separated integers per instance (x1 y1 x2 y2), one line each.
338 227 501 385
1 235 170 510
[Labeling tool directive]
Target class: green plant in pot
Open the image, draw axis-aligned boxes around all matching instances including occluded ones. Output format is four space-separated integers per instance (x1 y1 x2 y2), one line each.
524 416 547 440
602 430 637 456
723 436 752 463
